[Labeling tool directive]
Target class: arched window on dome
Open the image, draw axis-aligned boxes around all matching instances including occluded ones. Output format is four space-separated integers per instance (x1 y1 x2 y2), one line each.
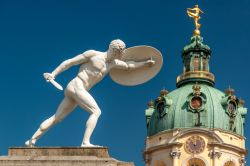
224 161 235 166
185 58 191 72
187 158 205 166
193 56 199 71
202 57 207 71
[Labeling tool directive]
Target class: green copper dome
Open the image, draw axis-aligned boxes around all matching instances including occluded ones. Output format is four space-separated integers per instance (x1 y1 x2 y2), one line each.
145 84 247 136
145 36 247 137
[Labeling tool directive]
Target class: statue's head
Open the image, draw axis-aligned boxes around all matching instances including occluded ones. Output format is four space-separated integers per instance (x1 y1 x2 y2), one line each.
108 39 126 59
195 4 199 8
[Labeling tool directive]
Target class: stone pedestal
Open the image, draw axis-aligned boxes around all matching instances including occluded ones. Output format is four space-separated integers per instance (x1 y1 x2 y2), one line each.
0 147 134 166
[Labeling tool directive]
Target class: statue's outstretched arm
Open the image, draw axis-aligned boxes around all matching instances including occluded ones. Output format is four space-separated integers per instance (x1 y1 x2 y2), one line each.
187 8 195 11
113 59 155 70
51 50 93 77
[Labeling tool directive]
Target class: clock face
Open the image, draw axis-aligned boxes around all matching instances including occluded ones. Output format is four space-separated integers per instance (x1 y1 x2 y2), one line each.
185 135 205 154
190 97 202 109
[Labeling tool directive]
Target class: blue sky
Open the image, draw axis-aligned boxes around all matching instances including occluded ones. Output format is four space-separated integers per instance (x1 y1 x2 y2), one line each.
0 0 250 165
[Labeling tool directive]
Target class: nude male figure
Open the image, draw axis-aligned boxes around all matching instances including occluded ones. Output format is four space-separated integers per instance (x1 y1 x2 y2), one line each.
25 39 155 147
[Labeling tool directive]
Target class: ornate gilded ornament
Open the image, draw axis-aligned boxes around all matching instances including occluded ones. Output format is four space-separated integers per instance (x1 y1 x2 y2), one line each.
187 84 207 126
187 4 204 36
160 89 168 97
227 101 237 132
156 100 166 117
193 83 201 96
238 98 247 126
221 87 239 131
190 84 203 109
185 135 205 154
155 89 172 118
148 100 154 108
188 84 207 112
239 98 245 107
239 157 246 165
225 87 235 96
227 100 237 116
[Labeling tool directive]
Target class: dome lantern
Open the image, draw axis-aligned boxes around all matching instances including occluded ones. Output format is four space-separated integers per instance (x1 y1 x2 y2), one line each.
176 35 215 87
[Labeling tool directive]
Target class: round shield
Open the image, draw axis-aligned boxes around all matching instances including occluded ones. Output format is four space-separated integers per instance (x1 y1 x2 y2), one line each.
109 45 163 86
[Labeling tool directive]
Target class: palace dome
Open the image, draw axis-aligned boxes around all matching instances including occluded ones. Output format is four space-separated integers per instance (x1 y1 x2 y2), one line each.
145 36 247 137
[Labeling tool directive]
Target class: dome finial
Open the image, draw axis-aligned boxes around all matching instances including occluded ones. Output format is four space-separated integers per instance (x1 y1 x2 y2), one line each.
239 98 245 107
187 4 204 36
160 89 168 97
225 86 235 96
148 100 154 108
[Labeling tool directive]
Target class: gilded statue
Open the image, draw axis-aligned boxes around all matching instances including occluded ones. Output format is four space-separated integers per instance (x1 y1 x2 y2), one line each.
187 5 204 36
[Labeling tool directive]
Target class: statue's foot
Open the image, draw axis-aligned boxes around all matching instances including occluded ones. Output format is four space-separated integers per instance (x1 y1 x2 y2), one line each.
25 139 35 147
81 142 94 147
81 142 101 147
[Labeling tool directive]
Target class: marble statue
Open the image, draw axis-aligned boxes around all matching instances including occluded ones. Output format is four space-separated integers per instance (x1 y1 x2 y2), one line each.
25 39 156 147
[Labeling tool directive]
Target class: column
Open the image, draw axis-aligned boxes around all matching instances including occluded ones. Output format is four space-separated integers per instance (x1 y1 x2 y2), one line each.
208 150 222 166
169 150 181 166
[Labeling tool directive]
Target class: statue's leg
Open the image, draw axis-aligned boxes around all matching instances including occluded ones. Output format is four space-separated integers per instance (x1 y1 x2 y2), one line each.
73 89 101 147
187 11 195 17
25 97 76 146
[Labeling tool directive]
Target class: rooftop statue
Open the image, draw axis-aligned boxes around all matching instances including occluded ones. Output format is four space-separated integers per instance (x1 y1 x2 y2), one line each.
187 4 204 36
25 39 162 147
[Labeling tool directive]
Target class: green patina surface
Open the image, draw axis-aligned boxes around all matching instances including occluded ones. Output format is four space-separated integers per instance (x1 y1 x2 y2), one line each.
145 35 247 137
183 35 211 53
146 83 247 136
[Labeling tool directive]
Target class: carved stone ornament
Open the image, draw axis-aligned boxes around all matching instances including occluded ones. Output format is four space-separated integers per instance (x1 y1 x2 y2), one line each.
187 84 207 126
156 99 167 118
169 151 181 159
144 154 152 165
226 97 238 132
160 89 168 97
148 100 154 108
208 150 222 159
239 157 246 165
155 90 172 118
193 83 201 97
220 89 239 132
187 84 207 113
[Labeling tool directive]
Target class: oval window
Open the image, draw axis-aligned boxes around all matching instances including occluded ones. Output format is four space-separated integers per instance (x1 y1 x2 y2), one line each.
227 101 236 114
157 102 165 114
190 97 202 109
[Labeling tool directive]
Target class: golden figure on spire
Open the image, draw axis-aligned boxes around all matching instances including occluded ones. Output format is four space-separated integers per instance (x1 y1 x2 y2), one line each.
187 4 204 36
